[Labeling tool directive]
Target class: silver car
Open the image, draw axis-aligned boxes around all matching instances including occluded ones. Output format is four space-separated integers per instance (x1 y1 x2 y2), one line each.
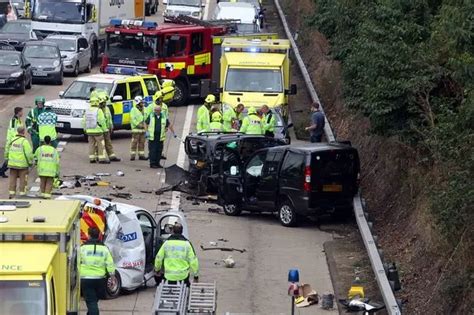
46 34 92 77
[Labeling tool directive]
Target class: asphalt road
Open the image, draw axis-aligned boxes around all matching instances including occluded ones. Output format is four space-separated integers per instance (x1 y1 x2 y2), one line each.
0 1 338 314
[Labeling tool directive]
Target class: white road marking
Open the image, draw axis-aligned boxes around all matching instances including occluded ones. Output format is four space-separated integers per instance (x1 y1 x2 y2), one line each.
170 105 194 211
203 0 211 20
58 141 67 146
30 186 40 192
35 177 40 183
57 147 64 152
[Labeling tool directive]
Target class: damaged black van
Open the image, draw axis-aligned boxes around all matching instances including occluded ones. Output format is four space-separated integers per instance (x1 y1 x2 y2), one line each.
218 142 360 226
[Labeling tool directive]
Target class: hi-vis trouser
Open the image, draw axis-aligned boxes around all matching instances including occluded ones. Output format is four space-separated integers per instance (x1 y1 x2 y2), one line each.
103 131 117 159
88 134 107 162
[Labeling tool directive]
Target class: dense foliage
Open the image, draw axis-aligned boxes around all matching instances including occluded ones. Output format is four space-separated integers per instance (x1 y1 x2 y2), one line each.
308 0 473 240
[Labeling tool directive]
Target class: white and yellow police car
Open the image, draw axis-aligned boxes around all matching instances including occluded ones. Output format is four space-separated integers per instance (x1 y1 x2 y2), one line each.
47 70 174 135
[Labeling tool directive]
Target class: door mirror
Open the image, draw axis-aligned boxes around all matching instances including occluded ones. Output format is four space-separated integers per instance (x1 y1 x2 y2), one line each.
112 95 123 102
79 47 85 52
287 123 294 129
61 55 67 59
23 62 30 68
290 84 297 95
230 166 238 176
59 91 64 98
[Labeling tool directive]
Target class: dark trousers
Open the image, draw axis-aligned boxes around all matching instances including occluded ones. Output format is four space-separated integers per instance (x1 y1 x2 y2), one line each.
0 160 7 175
148 140 163 167
310 134 323 143
81 278 106 315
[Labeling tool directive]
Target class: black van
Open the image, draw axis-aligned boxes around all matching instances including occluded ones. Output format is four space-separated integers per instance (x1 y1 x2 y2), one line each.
218 142 360 226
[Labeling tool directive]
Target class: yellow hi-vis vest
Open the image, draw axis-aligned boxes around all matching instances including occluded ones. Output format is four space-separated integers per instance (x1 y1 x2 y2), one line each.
154 236 199 281
7 136 33 169
35 144 60 178
80 241 116 278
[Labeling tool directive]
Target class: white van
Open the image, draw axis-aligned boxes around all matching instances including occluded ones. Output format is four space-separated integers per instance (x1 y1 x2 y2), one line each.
213 2 260 34
164 0 204 21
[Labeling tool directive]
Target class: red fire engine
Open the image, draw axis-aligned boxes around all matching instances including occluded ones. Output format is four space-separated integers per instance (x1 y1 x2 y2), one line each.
100 17 237 106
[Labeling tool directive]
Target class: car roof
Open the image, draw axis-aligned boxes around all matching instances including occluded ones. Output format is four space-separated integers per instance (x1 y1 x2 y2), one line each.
76 73 134 84
267 142 356 153
24 40 58 47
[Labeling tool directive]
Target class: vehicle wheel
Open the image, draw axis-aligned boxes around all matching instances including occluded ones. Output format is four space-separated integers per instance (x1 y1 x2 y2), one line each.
26 77 32 89
56 72 63 85
18 80 26 94
105 271 121 299
85 59 92 73
223 203 242 216
171 80 188 106
83 134 88 142
73 62 79 77
278 200 298 227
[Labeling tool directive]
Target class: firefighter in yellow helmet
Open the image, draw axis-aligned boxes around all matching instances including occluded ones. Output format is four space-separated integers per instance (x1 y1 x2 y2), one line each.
240 107 263 135
196 94 215 133
209 110 223 132
82 95 109 163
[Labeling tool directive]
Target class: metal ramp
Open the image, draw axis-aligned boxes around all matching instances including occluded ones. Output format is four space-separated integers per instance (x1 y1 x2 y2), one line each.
187 282 217 314
153 282 217 315
153 282 188 315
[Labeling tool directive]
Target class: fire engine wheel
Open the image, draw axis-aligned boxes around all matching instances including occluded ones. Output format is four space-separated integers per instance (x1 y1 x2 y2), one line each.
171 80 188 106
105 271 122 299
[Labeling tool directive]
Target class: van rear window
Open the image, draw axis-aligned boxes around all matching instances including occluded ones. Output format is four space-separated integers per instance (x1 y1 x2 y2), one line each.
311 150 359 179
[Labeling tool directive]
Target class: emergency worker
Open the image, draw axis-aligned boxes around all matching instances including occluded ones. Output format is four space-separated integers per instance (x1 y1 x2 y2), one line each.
98 92 121 162
145 105 168 168
130 96 148 160
210 111 223 131
35 136 60 199
80 227 115 315
26 96 45 152
83 96 109 164
223 103 244 132
154 223 199 285
0 107 23 178
152 91 175 160
240 107 263 135
37 103 58 147
261 105 276 137
196 94 214 133
6 126 33 198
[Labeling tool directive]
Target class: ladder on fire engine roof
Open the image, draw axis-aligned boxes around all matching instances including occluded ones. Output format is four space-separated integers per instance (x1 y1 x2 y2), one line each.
166 15 241 28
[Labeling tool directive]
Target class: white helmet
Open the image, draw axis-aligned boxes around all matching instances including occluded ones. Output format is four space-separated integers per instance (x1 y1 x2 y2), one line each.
134 96 143 104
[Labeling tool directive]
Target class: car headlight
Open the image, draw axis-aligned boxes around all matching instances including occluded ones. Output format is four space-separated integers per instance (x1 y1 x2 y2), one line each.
53 60 60 67
71 109 85 118
10 71 23 78
192 11 200 17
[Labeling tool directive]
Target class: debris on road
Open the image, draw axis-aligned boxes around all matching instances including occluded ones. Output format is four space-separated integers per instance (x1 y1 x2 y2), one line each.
320 293 334 310
223 255 235 268
217 238 228 242
296 284 319 308
140 190 153 194
209 241 217 246
208 207 220 213
90 181 110 187
112 185 125 190
200 245 246 253
109 192 133 200
95 172 111 176
116 170 124 177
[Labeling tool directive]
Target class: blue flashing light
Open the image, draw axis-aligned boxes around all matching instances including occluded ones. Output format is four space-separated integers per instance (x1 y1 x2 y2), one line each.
104 66 138 76
288 269 299 283
143 21 158 29
249 47 258 53
110 19 122 26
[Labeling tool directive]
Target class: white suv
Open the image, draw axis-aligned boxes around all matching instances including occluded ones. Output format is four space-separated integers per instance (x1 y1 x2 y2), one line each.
46 73 174 134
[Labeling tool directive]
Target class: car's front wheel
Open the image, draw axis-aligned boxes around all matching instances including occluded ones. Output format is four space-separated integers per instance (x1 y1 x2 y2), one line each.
223 203 242 216
18 79 26 94
105 271 121 299
278 200 298 227
73 62 79 77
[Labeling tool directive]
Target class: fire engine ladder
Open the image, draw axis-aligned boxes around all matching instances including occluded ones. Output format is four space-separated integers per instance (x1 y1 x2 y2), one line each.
166 15 241 28
153 282 189 315
187 282 217 314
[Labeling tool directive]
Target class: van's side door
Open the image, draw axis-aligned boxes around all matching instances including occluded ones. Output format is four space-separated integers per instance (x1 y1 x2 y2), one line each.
256 151 284 209
279 151 306 210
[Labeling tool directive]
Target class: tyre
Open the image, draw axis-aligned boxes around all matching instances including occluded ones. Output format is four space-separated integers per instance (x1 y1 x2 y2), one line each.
26 76 32 89
73 62 79 77
105 271 121 299
85 59 92 73
18 80 26 94
223 203 242 216
278 200 298 227
56 72 63 85
170 80 188 106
